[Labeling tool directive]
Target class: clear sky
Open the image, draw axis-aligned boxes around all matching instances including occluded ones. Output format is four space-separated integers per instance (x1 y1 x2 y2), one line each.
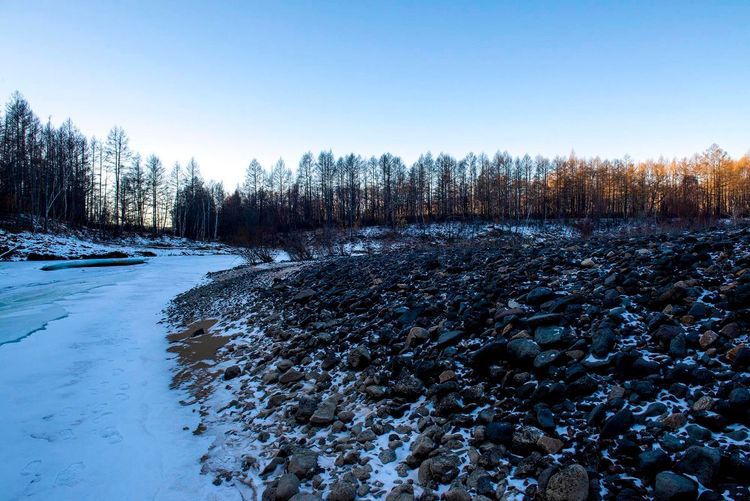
1 0 748 188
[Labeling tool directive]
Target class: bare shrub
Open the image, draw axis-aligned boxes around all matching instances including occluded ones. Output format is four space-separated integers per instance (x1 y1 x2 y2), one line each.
240 246 274 264
574 218 595 239
280 232 313 261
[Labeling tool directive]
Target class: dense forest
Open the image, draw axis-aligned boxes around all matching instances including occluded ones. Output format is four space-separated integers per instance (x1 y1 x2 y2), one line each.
1 92 749 244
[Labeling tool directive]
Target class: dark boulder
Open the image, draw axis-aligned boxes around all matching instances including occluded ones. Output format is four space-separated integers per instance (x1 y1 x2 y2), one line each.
601 408 634 439
654 471 698 501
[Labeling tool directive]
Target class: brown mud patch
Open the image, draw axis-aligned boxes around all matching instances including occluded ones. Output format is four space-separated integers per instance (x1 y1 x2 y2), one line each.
168 318 228 402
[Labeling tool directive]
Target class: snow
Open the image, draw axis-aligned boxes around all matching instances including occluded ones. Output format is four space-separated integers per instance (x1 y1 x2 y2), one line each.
0 255 244 500
0 227 231 262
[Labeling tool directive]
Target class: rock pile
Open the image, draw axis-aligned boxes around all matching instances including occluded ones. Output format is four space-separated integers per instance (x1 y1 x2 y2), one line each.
170 226 750 500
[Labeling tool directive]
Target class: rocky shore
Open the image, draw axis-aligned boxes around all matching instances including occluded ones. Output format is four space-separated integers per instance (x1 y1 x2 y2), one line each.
168 226 750 501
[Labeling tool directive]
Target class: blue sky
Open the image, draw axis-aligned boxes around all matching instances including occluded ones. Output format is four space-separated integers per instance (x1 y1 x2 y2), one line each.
1 0 748 188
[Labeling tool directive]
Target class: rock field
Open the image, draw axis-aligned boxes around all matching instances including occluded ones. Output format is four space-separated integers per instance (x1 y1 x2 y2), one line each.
169 226 750 501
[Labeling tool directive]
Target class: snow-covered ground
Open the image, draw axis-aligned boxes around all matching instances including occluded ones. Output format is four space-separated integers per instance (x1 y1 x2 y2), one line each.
0 227 232 261
0 255 244 500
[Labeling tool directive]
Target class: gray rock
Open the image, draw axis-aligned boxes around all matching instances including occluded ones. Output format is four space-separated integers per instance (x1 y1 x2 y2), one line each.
276 473 300 501
669 334 687 359
638 449 670 476
295 396 319 423
392 375 425 400
485 421 513 445
654 471 697 501
288 449 319 480
442 486 471 501
279 369 305 384
545 464 589 501
527 287 555 304
535 325 567 347
378 448 397 464
328 480 357 501
310 396 338 425
364 385 388 399
675 446 721 486
348 346 371 370
277 359 294 372
436 330 464 347
223 365 242 380
435 392 463 416
512 425 544 452
507 338 541 366
385 483 414 501
600 408 634 439
527 313 563 326
293 289 316 303
534 349 561 369
290 495 323 501
410 434 436 459
591 328 616 357
418 454 460 485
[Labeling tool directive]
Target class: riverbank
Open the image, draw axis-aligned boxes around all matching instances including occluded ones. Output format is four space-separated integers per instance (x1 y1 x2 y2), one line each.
168 226 750 500
0 255 243 500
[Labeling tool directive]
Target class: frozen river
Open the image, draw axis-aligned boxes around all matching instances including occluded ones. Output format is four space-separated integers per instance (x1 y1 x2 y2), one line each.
0 255 243 500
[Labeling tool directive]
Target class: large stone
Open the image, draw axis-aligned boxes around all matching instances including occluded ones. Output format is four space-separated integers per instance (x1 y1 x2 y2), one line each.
223 365 242 380
653 324 684 343
309 396 338 425
328 480 357 501
288 449 319 480
279 369 305 384
591 328 616 357
418 454 460 485
527 287 555 304
507 338 541 366
436 330 464 347
699 330 719 349
410 434 436 459
728 283 750 309
545 464 589 501
295 396 319 423
537 436 564 454
385 484 414 501
654 471 698 501
534 349 561 369
675 446 721 486
638 449 670 477
535 326 568 347
485 421 513 445
348 346 371 370
405 327 429 347
392 375 425 400
435 392 463 416
512 425 544 452
600 408 634 439
527 313 563 326
292 289 316 303
442 486 471 501
275 473 300 501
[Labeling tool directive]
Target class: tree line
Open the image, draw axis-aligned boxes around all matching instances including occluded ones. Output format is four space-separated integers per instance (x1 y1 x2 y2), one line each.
0 92 222 239
1 92 749 244
220 146 750 244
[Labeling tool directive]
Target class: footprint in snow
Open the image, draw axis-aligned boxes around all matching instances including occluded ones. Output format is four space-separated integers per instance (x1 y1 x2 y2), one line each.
101 426 123 444
30 428 74 442
55 462 85 487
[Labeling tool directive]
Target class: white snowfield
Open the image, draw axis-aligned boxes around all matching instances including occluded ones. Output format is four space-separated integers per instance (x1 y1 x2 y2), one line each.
0 255 244 500
0 227 232 261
